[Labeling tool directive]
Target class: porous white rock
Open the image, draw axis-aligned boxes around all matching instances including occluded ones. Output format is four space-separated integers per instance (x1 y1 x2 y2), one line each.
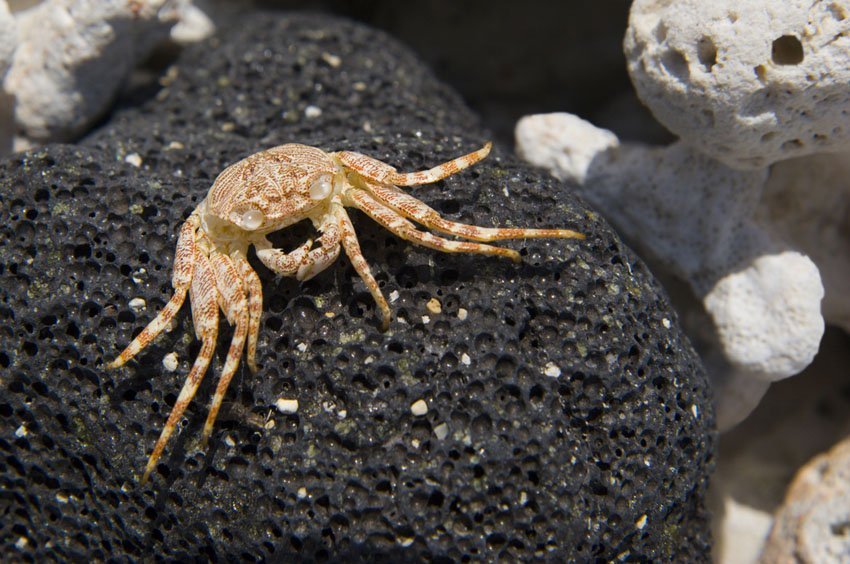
516 113 825 422
704 252 823 380
0 1 16 154
3 0 181 143
758 152 850 333
625 0 850 170
0 2 15 78
760 435 850 563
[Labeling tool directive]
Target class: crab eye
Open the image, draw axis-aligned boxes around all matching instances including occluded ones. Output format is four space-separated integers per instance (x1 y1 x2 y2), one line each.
309 175 333 200
240 208 264 230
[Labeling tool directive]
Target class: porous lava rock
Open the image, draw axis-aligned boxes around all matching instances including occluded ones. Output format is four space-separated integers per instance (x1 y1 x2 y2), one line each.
0 12 715 561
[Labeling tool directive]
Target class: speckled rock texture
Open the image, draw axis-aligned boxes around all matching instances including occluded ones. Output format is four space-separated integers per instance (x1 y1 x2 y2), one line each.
0 12 715 561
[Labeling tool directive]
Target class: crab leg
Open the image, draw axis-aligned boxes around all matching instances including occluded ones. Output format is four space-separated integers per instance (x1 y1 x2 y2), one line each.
200 252 249 447
232 253 263 374
333 204 392 330
141 248 219 485
335 142 492 187
344 189 522 261
109 215 200 368
361 179 585 242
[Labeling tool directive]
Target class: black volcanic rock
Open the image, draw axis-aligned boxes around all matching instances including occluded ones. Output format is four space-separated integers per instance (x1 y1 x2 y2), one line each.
0 12 715 561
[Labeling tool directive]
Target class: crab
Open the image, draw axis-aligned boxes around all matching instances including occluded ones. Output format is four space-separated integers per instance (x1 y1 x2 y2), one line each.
109 141 584 484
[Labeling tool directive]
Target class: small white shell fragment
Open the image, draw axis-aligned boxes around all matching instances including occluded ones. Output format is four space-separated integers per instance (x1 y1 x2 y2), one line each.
55 492 69 504
461 353 471 366
14 424 27 438
124 153 142 167
635 514 648 530
662 318 671 329
421 315 430 324
15 537 27 549
162 352 179 372
410 399 428 416
223 434 236 448
434 422 449 440
275 398 299 414
167 141 184 150
426 298 442 314
128 297 146 312
457 308 468 321
321 52 341 67
398 536 415 547
296 342 308 353
304 105 322 118
297 487 308 499
544 362 562 378
389 290 400 303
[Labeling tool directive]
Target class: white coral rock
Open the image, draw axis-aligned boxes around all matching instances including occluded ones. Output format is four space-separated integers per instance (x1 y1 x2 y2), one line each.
0 1 16 154
516 113 825 424
759 152 850 332
625 0 850 170
3 0 181 143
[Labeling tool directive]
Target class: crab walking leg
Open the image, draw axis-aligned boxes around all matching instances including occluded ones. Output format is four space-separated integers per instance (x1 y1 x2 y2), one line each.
200 252 250 447
232 253 262 374
362 179 585 242
333 204 392 330
345 189 522 262
141 249 219 485
255 219 342 281
109 215 200 368
335 142 492 187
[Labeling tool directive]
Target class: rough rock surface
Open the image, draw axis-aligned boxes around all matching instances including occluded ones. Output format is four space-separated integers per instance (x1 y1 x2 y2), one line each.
0 12 715 561
625 0 850 170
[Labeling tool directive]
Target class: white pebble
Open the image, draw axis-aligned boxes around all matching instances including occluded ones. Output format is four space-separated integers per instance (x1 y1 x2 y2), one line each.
321 52 341 67
635 514 648 530
124 153 142 167
14 424 27 438
304 105 322 118
461 353 471 366
426 298 442 314
410 399 428 416
662 318 671 329
223 434 236 448
389 290 400 303
162 352 178 372
457 308 468 321
434 422 449 440
544 362 562 378
421 315 430 324
128 297 146 312
275 398 299 414
297 487 308 499
296 342 308 352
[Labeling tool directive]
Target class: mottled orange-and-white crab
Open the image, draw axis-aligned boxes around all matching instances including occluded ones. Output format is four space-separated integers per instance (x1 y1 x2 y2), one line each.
109 141 584 484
